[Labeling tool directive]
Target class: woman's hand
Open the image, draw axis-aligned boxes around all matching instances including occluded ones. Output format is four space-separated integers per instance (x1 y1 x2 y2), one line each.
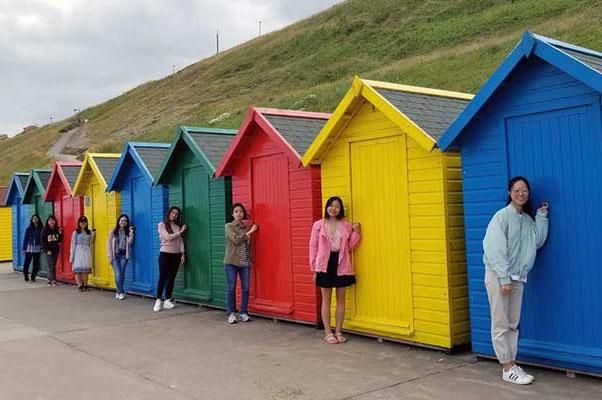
180 254 186 265
352 223 361 233
501 284 513 295
47 251 52 256
313 272 317 282
180 224 187 234
247 224 258 235
538 202 549 213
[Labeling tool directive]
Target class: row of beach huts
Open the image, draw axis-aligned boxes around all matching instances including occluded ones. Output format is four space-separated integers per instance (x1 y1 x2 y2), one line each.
1 32 601 376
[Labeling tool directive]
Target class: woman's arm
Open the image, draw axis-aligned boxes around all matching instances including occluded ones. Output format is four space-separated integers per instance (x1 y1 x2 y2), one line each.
69 232 76 263
308 222 320 272
534 209 549 249
158 223 182 241
483 212 511 285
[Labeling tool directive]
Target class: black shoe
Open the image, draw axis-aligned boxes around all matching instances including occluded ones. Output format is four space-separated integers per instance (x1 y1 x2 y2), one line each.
24 275 29 282
78 286 84 292
31 277 36 282
84 285 90 291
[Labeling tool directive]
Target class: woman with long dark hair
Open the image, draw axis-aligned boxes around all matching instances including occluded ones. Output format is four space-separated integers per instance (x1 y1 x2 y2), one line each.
223 203 257 324
107 214 135 300
154 206 186 312
483 176 549 384
22 214 43 282
41 215 62 286
309 196 361 344
70 216 95 292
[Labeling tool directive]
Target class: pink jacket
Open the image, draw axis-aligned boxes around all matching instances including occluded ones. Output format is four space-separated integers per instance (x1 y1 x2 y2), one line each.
309 219 361 276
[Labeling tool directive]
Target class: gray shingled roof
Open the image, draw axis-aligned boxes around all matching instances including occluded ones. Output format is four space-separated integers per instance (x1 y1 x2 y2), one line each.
375 89 470 141
134 146 171 179
62 165 82 190
554 46 602 74
188 132 235 171
37 171 51 190
94 157 120 182
262 114 328 156
17 174 30 189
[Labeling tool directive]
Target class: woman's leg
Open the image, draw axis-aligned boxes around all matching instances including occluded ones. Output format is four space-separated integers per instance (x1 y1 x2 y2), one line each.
485 270 513 370
320 287 333 336
119 258 128 294
334 287 347 339
239 267 250 315
507 281 525 364
164 253 180 301
111 258 122 294
31 253 41 281
156 253 169 300
224 264 237 315
47 254 57 283
75 273 81 288
23 252 33 280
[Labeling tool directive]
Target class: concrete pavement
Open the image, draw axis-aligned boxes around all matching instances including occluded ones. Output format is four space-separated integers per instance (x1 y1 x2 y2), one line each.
0 263 600 400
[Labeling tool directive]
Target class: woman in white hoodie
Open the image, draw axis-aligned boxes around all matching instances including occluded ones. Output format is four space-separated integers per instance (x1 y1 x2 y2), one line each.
483 176 549 385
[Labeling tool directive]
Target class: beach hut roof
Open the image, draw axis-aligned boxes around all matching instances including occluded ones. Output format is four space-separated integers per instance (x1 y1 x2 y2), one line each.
438 31 602 151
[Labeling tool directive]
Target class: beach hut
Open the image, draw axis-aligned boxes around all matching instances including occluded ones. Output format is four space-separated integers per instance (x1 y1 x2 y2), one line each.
72 153 121 289
438 32 602 373
44 161 84 283
107 142 170 296
155 127 236 307
302 78 473 349
5 173 32 271
22 169 53 278
215 107 330 323
0 187 13 262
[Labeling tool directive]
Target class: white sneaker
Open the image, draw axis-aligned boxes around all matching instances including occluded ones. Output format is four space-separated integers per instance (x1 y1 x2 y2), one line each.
115 293 119 299
118 293 125 300
153 299 163 312
163 299 175 310
503 365 533 385
238 313 251 322
514 365 534 382
227 313 237 324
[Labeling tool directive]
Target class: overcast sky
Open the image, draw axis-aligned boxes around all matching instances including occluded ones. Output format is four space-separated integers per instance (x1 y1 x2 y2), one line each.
0 0 343 136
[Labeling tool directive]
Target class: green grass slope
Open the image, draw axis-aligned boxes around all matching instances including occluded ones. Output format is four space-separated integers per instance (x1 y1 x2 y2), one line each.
1 0 601 183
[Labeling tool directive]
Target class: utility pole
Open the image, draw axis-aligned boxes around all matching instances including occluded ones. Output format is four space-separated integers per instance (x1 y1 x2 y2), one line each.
258 20 263 36
216 29 220 54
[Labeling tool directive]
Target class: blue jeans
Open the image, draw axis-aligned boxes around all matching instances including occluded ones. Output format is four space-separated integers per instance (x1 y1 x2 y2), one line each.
111 254 128 294
225 264 250 315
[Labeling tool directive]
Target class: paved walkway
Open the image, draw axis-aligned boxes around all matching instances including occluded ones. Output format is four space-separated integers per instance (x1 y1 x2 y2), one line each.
0 264 599 400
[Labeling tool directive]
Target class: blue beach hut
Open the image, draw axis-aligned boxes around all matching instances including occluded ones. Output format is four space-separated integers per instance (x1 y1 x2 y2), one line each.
107 142 171 296
438 32 602 375
5 173 33 271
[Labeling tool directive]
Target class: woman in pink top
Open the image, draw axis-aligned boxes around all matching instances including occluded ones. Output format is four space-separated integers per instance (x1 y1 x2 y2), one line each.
154 206 187 312
309 196 361 344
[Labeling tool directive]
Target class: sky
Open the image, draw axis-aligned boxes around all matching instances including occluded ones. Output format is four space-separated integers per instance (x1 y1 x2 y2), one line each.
0 0 344 136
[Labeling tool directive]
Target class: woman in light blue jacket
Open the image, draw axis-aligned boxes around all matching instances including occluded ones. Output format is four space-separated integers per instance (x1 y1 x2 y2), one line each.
483 176 548 385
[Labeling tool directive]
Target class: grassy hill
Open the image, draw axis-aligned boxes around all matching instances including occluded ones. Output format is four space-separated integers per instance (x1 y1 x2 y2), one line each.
1 0 601 183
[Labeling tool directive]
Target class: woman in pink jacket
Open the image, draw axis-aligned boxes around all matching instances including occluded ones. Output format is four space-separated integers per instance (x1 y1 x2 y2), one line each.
309 196 361 344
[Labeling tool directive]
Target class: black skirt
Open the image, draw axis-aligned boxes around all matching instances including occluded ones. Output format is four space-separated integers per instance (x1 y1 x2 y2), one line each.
316 251 356 288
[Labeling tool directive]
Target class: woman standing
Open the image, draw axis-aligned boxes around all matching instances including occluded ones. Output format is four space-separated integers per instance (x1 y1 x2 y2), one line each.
22 214 43 282
309 196 361 344
223 203 257 324
154 207 186 312
41 216 62 286
70 216 95 292
107 214 135 300
483 176 549 385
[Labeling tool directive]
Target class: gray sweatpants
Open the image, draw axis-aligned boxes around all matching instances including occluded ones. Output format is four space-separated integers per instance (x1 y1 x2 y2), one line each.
485 269 524 364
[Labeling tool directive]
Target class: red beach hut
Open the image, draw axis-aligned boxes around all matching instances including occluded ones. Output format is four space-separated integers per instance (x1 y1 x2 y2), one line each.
44 161 84 283
215 107 330 324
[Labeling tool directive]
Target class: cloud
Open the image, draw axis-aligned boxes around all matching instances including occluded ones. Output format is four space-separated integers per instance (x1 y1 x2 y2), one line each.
0 0 343 135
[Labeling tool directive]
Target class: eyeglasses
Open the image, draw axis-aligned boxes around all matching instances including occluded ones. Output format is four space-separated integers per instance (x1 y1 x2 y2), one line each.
511 189 529 195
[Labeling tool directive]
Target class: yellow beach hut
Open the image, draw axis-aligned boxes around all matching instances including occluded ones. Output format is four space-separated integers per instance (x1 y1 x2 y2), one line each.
302 77 473 350
72 153 121 289
0 187 13 262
